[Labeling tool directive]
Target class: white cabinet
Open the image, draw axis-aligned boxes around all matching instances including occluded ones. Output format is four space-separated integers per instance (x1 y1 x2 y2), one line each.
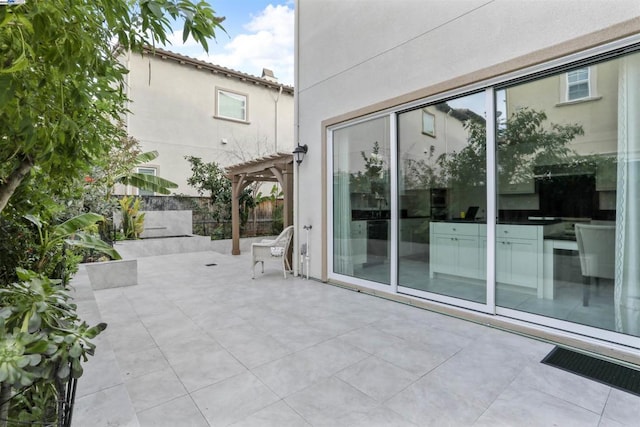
351 220 367 266
429 223 481 279
431 222 545 298
495 225 541 290
481 224 544 296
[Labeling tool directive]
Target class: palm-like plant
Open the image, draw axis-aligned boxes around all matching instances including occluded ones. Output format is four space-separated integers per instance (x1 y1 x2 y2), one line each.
114 150 178 196
24 213 121 274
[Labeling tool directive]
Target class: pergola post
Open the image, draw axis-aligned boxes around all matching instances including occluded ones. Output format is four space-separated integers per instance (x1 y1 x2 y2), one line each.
231 174 241 255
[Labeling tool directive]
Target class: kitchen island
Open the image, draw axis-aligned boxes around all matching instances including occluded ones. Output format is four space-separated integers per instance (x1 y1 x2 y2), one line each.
429 220 564 298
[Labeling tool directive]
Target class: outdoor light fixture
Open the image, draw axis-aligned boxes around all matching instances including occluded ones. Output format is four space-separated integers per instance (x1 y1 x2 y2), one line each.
293 143 308 165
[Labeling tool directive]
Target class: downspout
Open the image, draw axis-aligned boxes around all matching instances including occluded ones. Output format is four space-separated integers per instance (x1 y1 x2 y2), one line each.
275 84 283 152
293 0 301 276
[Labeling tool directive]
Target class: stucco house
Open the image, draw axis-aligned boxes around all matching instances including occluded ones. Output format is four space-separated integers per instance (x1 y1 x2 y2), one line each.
293 0 640 363
119 47 294 196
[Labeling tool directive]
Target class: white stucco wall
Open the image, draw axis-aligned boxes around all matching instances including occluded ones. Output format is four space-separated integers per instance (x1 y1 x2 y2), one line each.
295 0 640 280
123 51 295 196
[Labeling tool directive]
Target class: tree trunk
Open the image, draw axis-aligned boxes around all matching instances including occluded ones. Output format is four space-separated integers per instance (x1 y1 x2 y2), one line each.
0 382 11 427
0 156 33 214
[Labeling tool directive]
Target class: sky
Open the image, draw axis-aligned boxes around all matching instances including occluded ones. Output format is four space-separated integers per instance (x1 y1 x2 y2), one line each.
162 0 295 86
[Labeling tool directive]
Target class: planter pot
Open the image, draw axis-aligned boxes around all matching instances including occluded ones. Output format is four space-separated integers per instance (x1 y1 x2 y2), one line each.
85 259 137 290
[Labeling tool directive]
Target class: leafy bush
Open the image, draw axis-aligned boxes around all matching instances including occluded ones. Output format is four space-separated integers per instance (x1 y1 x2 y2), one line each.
118 196 145 239
0 269 106 425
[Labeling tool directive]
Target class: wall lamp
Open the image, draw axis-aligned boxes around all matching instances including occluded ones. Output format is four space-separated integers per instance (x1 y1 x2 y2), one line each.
293 143 308 165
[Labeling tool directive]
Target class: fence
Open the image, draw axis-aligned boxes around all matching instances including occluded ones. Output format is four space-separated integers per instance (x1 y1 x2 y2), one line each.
136 195 281 239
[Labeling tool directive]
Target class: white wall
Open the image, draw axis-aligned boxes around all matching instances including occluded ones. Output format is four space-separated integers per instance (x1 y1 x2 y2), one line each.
124 51 295 196
296 0 639 280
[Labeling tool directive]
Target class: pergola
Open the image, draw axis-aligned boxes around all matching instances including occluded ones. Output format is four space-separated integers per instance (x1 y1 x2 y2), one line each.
226 153 294 255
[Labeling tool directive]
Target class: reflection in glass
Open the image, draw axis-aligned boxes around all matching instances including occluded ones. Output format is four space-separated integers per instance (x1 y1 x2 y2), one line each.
496 51 640 338
333 116 391 284
398 92 487 303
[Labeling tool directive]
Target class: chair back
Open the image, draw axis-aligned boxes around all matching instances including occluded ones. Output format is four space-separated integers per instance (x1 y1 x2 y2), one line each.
575 223 615 279
273 225 294 250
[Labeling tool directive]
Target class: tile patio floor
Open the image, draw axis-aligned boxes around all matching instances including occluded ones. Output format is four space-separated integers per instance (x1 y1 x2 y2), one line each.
70 250 640 426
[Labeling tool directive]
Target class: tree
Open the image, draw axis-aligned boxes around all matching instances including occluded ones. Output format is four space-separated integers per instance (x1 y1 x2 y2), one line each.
437 108 584 188
185 156 255 237
0 2 224 423
0 0 225 215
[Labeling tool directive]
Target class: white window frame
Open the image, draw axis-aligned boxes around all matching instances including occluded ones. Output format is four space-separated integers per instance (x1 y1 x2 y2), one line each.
216 88 248 122
558 66 601 105
421 109 436 137
136 167 157 196
566 67 590 101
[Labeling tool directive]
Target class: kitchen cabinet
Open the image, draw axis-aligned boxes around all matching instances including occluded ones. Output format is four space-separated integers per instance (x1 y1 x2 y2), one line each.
429 222 481 279
432 222 547 298
494 225 541 291
480 224 543 294
351 220 367 266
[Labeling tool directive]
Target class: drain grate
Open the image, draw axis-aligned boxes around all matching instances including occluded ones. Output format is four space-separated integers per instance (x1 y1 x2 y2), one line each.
205 263 217 267
542 346 640 396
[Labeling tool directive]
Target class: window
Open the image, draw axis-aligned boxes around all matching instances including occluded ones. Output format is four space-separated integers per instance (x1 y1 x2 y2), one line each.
137 167 156 196
566 67 590 101
217 89 247 121
422 110 436 137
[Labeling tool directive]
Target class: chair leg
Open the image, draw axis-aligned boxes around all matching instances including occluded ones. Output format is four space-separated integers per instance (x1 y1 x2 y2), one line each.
582 276 593 307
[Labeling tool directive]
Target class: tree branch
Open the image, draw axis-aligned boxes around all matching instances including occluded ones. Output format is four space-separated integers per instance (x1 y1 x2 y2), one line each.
0 156 33 214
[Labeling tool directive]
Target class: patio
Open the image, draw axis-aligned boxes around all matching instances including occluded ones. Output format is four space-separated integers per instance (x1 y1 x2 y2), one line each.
70 249 640 426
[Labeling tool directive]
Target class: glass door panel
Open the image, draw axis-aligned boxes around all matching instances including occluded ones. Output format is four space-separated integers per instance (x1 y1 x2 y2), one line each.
397 92 487 304
495 50 640 338
332 116 391 285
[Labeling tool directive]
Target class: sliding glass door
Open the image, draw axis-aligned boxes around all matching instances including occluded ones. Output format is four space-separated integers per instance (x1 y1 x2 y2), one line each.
332 116 391 285
495 50 640 338
397 92 488 305
328 42 640 343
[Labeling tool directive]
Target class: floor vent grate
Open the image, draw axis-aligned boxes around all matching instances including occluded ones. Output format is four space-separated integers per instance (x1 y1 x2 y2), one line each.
542 346 640 396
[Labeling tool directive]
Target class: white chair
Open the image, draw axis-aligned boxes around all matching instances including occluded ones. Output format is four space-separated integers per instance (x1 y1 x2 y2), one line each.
251 225 294 279
575 223 615 306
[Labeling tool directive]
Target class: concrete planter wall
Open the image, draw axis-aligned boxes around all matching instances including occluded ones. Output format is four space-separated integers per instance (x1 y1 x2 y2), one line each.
139 210 192 238
85 259 137 290
113 209 192 238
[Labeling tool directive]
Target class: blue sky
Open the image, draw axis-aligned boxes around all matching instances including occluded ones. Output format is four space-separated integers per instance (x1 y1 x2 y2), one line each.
163 0 295 85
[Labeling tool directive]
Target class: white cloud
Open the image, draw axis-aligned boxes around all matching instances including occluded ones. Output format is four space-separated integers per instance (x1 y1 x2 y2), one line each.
198 4 295 85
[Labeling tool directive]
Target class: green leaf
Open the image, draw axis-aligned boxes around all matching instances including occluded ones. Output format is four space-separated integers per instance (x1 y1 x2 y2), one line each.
120 173 178 195
148 1 164 19
0 52 29 74
69 342 82 358
134 150 159 164
55 212 104 236
26 339 50 354
27 311 41 331
57 362 70 379
64 233 121 260
23 214 43 230
84 322 107 339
